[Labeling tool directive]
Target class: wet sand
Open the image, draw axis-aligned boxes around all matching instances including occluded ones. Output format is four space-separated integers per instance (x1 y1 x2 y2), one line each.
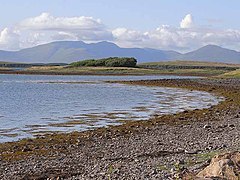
0 78 239 179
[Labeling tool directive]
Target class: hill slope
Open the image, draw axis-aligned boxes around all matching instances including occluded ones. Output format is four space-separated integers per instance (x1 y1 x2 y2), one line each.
177 45 240 64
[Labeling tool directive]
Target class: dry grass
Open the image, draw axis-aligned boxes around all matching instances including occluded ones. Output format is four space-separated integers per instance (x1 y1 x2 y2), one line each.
20 65 230 76
0 67 11 71
219 69 240 78
140 60 240 67
26 66 63 70
1 60 240 77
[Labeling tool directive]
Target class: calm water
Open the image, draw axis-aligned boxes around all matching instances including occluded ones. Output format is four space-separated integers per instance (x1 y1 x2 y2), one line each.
0 74 221 143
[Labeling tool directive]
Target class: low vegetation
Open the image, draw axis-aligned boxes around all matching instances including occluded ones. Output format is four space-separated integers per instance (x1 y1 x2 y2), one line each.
0 67 11 71
0 61 29 68
0 59 239 77
4 66 231 76
70 57 137 67
138 60 240 77
139 60 240 71
139 60 240 68
219 69 240 78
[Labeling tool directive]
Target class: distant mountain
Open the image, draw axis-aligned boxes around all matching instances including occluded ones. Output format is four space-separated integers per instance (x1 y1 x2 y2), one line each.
0 41 239 64
0 41 179 63
176 45 240 64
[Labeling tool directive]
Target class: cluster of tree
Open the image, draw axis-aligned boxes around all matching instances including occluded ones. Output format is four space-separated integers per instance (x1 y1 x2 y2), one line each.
70 57 137 67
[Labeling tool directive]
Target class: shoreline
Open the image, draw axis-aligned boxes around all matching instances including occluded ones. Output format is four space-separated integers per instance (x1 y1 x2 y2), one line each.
0 69 217 77
0 78 239 179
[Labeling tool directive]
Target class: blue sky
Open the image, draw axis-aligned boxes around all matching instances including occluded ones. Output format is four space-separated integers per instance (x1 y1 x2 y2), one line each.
0 0 240 51
1 0 239 30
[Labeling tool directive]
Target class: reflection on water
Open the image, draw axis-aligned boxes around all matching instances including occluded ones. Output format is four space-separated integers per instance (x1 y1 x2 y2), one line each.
0 74 222 142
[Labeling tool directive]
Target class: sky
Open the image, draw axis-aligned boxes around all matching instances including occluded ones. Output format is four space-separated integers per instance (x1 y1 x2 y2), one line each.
0 0 240 52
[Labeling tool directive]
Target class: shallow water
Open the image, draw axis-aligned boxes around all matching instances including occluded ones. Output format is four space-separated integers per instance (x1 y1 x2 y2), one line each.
0 74 221 142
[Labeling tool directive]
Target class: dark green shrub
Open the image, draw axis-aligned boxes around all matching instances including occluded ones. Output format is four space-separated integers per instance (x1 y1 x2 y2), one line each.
70 57 137 67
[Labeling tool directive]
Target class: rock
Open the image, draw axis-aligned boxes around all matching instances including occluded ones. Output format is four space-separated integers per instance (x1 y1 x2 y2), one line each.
205 146 213 151
185 149 200 154
179 117 185 120
196 151 240 180
221 144 227 149
217 124 227 129
203 124 212 129
228 124 235 128
177 159 185 165
22 146 31 152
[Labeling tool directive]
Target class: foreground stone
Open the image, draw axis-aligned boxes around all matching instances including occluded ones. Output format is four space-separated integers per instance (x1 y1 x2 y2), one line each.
196 151 240 180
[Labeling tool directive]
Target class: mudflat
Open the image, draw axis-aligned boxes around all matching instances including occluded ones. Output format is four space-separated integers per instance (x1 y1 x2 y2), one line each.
0 78 239 179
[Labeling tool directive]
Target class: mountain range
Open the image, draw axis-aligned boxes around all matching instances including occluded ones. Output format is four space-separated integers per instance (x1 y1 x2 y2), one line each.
0 41 239 64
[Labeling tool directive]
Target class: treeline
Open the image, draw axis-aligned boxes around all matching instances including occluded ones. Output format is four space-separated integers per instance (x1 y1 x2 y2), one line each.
0 63 68 68
0 63 31 68
70 57 137 67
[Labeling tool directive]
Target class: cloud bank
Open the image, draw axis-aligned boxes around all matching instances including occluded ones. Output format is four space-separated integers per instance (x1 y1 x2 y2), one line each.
1 13 240 52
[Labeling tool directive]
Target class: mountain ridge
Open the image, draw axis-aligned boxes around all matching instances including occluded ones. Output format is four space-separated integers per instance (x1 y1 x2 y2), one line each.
0 41 239 64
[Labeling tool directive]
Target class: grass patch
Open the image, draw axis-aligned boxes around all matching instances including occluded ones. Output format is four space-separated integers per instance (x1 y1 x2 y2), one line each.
0 67 11 71
139 60 240 68
219 69 240 78
194 151 219 163
13 66 230 76
139 60 240 77
1 60 239 77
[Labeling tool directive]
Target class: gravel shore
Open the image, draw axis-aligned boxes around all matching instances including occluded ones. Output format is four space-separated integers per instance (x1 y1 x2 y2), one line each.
0 78 239 180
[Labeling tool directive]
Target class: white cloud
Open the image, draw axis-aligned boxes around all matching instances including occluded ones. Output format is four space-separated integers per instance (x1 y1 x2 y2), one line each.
112 28 149 47
112 28 147 41
1 13 240 52
0 28 20 50
111 25 240 52
20 32 47 48
51 32 78 41
19 12 104 31
180 14 194 29
16 12 113 48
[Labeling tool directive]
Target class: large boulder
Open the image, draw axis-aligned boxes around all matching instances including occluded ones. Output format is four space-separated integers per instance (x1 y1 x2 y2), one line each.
197 151 240 180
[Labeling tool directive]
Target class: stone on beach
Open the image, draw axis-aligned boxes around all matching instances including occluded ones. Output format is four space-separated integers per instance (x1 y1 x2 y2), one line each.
197 151 240 180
